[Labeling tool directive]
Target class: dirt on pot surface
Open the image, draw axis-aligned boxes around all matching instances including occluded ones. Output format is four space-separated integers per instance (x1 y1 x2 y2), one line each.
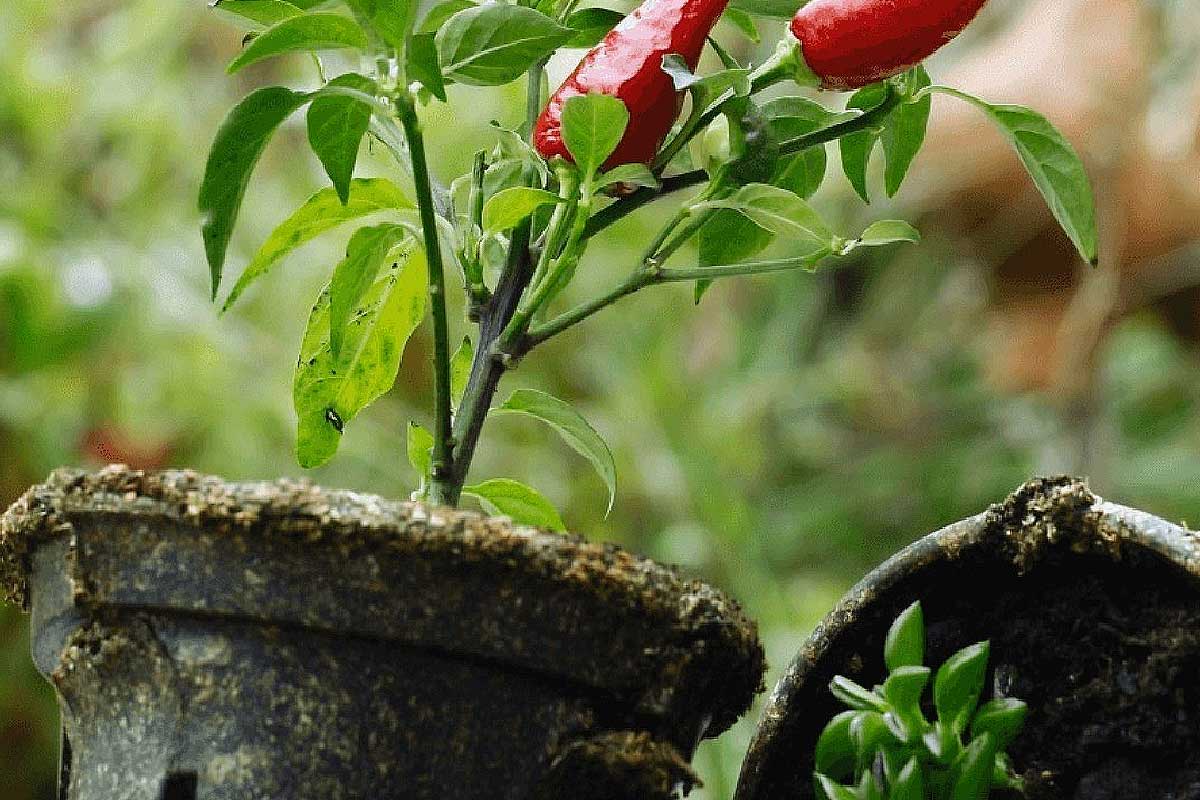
930 545 1200 799
736 477 1200 800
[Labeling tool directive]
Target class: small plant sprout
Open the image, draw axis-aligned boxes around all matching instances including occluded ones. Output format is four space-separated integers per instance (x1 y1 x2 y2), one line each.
814 601 1028 800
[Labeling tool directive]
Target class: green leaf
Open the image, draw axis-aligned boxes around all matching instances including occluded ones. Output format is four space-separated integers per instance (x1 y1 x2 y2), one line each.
482 158 528 197
839 83 888 203
850 712 895 774
811 777 859 800
993 753 1025 791
760 97 838 199
923 721 961 765
884 600 925 670
729 0 800 20
856 220 920 248
407 420 434 495
880 67 931 198
722 8 760 42
829 676 888 712
562 93 629 178
707 35 743 70
418 0 476 33
307 74 376 205
496 388 616 514
970 698 1028 751
700 183 835 251
462 478 566 531
345 0 413 49
565 7 623 48
695 208 773 303
329 224 412 357
222 178 412 311
293 248 428 468
597 163 660 191
661 57 750 111
935 641 990 734
938 88 1099 264
483 187 559 233
436 5 571 86
773 147 826 199
407 32 447 101
211 0 302 29
891 758 925 800
227 13 368 73
200 86 311 298
814 711 857 780
952 733 998 800
761 95 848 141
450 336 473 410
858 770 884 800
882 666 930 713
813 774 859 800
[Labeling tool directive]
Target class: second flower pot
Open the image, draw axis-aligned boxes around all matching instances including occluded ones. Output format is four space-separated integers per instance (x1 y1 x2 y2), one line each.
735 476 1200 800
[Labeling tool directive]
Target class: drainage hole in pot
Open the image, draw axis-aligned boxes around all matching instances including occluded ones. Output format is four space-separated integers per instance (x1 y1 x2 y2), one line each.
159 771 198 800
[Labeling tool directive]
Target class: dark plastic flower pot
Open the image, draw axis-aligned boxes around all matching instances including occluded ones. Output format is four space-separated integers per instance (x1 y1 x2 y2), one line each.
735 476 1200 800
0 466 764 800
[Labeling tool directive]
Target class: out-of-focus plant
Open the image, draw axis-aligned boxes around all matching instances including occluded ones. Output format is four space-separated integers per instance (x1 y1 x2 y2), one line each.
814 602 1027 800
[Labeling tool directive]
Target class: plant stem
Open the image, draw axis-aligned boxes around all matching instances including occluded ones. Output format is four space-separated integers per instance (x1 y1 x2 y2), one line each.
656 251 829 281
524 57 550 139
528 165 579 290
441 65 548 504
397 93 456 505
582 85 902 239
524 249 831 348
448 222 535 503
499 174 588 350
463 150 490 317
524 267 656 349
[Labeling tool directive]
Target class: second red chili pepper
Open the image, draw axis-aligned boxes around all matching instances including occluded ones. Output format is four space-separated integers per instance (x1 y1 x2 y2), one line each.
534 0 730 169
789 0 992 91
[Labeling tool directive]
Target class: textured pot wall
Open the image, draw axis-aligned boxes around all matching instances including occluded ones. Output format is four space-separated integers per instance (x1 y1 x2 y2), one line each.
1 467 765 800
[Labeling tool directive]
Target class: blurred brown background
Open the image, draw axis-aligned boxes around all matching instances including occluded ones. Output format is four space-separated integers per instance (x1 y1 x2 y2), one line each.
1 1 1197 797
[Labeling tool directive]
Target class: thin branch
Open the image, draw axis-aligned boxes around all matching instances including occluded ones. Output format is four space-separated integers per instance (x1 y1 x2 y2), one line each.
524 250 830 349
397 95 456 505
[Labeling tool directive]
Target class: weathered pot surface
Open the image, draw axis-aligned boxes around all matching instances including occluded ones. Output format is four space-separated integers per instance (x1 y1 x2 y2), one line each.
735 476 1200 800
0 465 765 800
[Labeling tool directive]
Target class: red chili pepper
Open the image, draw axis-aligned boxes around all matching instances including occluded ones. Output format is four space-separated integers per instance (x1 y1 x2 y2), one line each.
534 0 730 168
789 0 991 91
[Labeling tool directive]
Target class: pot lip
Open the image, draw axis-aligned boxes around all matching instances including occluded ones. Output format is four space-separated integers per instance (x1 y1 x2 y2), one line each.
1 465 718 608
2 465 765 734
734 475 1200 800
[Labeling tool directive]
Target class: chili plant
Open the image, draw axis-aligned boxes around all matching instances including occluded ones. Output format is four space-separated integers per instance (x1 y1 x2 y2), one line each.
814 602 1029 800
200 0 1097 524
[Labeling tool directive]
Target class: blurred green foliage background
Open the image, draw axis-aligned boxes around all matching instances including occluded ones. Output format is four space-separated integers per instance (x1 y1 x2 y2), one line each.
2 1 1198 798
